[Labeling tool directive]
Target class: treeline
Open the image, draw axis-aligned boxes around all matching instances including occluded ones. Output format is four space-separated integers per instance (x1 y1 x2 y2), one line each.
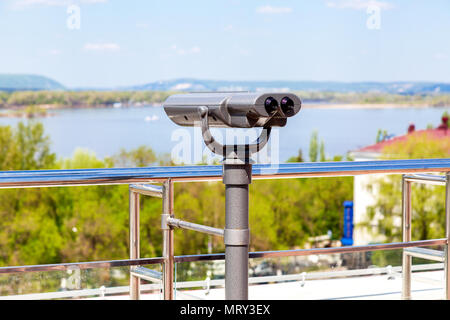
0 90 174 108
1 90 450 109
296 90 450 106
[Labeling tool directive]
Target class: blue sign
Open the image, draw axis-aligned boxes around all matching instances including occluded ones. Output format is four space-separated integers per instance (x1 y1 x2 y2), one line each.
341 201 354 246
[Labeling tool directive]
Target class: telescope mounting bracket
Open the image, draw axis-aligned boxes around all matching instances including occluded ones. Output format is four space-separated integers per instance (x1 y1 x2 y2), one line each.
198 106 272 164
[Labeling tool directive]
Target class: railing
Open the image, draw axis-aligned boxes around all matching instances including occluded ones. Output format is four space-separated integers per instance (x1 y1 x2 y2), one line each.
0 159 449 300
1 263 444 300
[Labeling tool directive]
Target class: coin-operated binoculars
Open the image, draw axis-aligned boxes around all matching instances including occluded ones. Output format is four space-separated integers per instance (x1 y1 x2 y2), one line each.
163 92 302 299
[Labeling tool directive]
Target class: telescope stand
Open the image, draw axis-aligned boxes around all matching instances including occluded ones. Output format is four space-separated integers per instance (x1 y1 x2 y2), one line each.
223 161 251 299
198 106 272 300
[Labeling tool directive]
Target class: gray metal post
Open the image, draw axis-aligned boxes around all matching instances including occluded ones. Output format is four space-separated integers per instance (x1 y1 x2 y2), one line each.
223 162 251 300
129 188 140 300
445 172 450 300
162 179 175 300
402 176 412 300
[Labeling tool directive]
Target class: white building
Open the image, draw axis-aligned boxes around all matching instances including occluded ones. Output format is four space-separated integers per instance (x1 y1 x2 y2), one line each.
349 117 450 245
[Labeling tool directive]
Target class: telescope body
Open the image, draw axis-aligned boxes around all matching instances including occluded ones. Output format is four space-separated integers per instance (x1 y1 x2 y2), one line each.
163 92 301 128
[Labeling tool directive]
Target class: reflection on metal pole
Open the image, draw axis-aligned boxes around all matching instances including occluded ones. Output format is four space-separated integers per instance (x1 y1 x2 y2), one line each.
402 176 412 300
445 172 450 300
129 188 140 300
162 179 174 300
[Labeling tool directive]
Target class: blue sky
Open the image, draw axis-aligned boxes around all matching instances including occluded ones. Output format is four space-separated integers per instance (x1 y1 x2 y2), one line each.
1 0 449 88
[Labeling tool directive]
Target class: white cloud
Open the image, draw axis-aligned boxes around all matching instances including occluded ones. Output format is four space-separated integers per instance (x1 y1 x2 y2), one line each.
434 52 448 60
190 46 201 54
12 0 107 8
170 45 201 55
49 49 62 55
326 0 394 10
136 22 150 29
84 42 120 52
239 48 250 56
13 0 70 7
256 5 292 14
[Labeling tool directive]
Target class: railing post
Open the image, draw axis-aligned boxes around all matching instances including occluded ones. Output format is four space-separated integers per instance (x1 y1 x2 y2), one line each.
129 187 140 300
402 175 412 300
445 172 450 300
162 179 174 300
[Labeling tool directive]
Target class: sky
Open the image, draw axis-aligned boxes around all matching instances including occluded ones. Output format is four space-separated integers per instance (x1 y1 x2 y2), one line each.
0 0 449 88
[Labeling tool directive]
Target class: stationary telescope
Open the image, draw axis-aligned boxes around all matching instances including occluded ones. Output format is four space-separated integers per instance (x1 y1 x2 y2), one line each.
163 91 302 300
163 92 301 128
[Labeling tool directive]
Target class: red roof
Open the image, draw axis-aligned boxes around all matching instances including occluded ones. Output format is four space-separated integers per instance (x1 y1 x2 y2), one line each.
356 126 450 154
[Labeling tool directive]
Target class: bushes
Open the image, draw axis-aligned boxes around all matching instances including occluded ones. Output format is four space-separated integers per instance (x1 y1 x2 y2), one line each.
0 121 353 267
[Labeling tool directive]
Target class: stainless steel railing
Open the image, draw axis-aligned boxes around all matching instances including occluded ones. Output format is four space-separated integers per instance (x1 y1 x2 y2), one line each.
0 159 450 300
1 263 444 300
401 173 450 299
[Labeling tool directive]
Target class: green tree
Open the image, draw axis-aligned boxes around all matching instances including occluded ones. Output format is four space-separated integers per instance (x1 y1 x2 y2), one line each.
364 132 450 243
110 145 157 167
287 149 304 162
0 121 55 170
319 140 326 162
309 131 319 162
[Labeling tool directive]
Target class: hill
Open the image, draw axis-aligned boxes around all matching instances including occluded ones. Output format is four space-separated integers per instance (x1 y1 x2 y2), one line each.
129 78 450 94
1 74 450 96
0 74 65 91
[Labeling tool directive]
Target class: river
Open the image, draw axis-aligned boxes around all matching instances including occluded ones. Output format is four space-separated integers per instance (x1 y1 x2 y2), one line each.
0 105 448 163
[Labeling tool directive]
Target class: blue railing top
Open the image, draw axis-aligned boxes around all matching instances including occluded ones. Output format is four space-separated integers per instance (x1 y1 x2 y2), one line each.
0 158 449 188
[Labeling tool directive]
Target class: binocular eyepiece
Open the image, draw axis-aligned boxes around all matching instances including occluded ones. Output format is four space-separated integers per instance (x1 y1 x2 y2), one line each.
163 92 301 128
264 96 296 117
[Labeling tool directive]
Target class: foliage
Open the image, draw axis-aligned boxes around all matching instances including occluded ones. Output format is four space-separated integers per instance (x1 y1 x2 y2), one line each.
376 129 389 143
1 90 450 110
364 133 450 244
319 140 326 162
0 121 54 170
293 90 450 107
0 121 353 295
309 131 318 162
287 149 304 163
108 146 157 167
0 90 175 108
250 177 352 249
308 131 327 162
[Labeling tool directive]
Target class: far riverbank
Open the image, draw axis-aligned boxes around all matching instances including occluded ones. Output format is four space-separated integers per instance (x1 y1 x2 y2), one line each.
2 102 449 119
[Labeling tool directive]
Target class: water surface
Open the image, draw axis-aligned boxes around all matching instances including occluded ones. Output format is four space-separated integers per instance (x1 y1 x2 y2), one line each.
0 106 448 162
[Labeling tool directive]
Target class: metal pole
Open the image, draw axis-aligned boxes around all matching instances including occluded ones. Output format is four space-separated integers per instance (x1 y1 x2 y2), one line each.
223 162 251 300
129 188 140 300
445 172 450 300
162 179 174 300
402 176 412 300
167 217 225 237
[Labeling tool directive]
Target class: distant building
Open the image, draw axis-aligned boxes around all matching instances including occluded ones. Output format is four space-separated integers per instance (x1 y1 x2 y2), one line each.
349 116 450 245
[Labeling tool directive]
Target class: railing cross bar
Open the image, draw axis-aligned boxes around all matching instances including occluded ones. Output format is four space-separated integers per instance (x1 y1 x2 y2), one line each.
165 217 224 237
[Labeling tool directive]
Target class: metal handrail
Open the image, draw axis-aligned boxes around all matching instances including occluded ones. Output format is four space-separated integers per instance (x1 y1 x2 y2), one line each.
0 238 445 274
1 263 444 300
401 173 450 299
0 159 450 188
